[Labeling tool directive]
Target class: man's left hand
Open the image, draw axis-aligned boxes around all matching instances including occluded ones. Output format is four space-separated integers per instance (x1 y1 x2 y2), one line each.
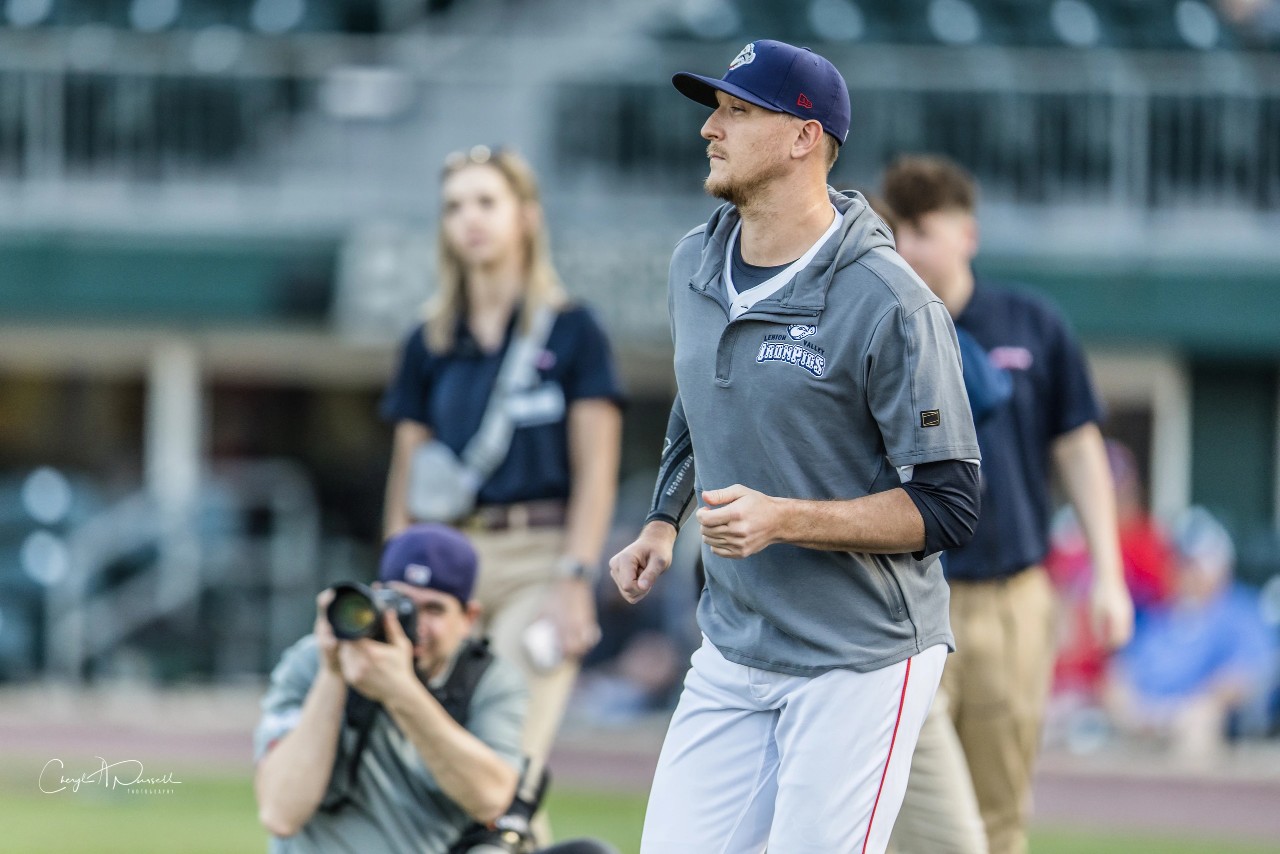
339 610 419 704
697 484 784 559
1090 577 1135 651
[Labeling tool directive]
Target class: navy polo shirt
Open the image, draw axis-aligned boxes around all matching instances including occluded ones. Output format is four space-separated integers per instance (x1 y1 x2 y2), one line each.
945 280 1103 581
380 305 624 507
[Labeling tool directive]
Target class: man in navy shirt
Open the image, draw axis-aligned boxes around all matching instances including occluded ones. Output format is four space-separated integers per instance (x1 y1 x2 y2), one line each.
883 156 1134 854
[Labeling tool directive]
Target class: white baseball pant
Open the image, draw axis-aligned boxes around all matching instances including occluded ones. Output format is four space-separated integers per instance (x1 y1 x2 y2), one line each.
641 637 947 854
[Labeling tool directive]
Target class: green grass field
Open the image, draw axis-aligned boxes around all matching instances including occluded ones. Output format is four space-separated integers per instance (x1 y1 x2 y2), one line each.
2 768 1275 854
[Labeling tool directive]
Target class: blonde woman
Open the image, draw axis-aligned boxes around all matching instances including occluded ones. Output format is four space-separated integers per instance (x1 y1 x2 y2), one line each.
381 146 624 778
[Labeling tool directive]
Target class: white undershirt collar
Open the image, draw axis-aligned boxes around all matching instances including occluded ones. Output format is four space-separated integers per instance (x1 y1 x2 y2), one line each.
723 205 844 322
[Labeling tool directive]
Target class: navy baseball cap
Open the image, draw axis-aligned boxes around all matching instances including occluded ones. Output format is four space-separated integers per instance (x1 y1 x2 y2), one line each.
379 523 478 606
673 39 851 145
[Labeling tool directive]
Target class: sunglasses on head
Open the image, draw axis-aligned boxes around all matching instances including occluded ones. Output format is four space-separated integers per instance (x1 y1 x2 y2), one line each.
443 144 509 171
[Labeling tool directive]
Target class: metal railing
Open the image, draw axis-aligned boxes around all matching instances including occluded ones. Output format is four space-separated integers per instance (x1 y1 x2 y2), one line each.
557 44 1280 213
43 458 322 682
0 31 1278 231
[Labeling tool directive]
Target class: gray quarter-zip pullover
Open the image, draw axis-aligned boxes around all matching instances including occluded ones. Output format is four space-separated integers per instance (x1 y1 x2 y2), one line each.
670 188 981 676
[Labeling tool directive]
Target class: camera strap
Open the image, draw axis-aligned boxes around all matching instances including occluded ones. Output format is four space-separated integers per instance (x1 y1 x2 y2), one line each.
319 638 495 814
428 637 495 728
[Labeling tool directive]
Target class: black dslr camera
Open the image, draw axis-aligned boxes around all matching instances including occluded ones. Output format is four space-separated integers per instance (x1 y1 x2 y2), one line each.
326 581 417 643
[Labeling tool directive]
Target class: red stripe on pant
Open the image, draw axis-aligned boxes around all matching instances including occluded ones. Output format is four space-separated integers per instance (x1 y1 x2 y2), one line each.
862 655 913 854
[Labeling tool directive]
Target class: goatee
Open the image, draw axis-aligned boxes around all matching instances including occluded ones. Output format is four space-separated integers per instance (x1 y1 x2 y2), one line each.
705 174 753 209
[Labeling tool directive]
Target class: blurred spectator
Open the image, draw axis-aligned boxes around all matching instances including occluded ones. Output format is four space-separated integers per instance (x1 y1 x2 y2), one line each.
379 146 625 786
568 630 683 727
1047 440 1175 704
1106 507 1279 759
883 154 1130 854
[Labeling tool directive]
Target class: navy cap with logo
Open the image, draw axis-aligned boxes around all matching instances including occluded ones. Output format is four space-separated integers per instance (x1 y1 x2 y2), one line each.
673 39 851 145
378 523 478 606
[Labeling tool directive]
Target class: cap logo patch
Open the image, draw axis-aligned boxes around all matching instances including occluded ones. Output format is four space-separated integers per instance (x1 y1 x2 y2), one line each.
920 410 941 428
797 92 813 109
405 563 432 586
729 43 756 70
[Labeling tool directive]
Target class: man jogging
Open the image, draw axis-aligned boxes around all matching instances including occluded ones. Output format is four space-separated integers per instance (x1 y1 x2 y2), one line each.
609 40 982 853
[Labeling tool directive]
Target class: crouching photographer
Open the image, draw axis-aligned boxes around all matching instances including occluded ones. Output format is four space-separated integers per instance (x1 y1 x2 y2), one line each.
254 524 616 854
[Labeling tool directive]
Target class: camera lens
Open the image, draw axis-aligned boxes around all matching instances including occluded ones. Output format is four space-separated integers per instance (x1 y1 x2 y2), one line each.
328 584 380 640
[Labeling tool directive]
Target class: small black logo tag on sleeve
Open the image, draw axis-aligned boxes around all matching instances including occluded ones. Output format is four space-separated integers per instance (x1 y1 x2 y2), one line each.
920 410 941 428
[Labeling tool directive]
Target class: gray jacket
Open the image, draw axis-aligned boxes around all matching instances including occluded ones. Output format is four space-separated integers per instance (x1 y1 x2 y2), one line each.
670 188 980 676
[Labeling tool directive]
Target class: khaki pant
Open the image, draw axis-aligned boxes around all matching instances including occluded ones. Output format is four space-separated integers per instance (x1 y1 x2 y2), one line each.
893 566 1057 854
466 525 579 769
888 688 988 854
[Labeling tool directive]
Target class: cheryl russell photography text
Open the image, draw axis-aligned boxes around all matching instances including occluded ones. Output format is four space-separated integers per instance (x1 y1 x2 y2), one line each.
39 758 183 795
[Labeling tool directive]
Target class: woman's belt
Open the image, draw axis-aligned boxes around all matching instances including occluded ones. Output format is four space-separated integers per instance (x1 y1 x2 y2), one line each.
461 499 568 532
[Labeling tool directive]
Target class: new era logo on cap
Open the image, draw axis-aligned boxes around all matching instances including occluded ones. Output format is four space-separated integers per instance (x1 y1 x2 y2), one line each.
672 39 852 145
404 563 432 586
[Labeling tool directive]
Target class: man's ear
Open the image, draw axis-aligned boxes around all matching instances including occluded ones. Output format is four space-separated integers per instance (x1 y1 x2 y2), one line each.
464 600 483 625
791 119 825 161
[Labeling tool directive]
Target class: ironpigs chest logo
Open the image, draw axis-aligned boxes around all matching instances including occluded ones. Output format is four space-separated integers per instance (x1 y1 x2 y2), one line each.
757 329 826 378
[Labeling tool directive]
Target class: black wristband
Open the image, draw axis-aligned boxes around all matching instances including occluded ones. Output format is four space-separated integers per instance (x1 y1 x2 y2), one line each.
643 512 681 530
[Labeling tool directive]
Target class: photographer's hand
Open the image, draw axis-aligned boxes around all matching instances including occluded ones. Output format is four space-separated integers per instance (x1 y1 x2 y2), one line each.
255 590 348 839
367 607 520 825
339 611 418 705
313 589 342 676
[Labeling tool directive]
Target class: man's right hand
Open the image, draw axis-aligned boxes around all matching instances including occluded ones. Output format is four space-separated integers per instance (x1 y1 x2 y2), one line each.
314 589 342 676
609 521 678 604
